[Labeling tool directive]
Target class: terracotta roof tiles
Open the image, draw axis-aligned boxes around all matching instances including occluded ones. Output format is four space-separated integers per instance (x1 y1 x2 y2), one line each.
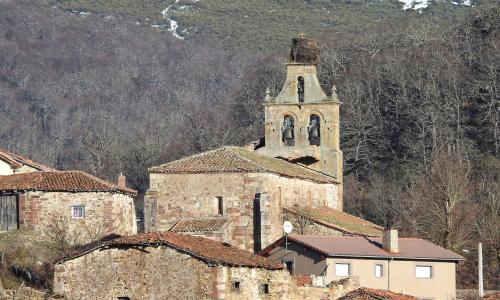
59 232 283 270
285 206 384 237
0 171 136 195
170 217 229 233
339 288 419 300
149 146 337 184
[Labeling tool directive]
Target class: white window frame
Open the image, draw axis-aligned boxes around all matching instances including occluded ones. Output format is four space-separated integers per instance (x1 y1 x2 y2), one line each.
335 263 350 277
415 265 433 279
375 264 384 278
71 205 85 219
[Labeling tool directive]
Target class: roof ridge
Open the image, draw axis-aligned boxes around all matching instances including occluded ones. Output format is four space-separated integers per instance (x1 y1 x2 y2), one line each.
231 147 337 180
149 147 234 171
226 147 268 172
0 148 56 171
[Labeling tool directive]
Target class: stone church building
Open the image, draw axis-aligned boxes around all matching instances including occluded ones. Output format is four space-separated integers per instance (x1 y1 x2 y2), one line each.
144 38 382 252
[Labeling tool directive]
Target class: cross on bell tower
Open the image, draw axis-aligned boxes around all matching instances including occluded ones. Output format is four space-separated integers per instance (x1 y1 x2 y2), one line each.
256 37 343 199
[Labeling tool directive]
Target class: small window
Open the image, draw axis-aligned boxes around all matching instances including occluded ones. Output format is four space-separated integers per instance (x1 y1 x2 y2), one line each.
335 263 350 277
259 283 270 294
375 264 383 278
232 281 241 293
415 266 432 278
117 297 130 300
298 76 305 103
216 196 224 215
71 205 85 219
284 260 294 275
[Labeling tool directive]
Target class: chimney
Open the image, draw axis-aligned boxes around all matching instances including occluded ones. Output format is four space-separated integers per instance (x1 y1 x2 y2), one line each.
118 173 126 188
382 229 399 253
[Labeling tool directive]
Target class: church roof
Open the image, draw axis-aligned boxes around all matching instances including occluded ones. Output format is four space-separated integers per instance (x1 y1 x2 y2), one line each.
170 217 229 233
0 148 55 171
0 171 136 195
149 146 337 184
284 206 384 237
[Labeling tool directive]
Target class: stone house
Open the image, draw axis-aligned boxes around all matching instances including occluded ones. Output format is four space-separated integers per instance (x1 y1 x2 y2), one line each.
0 147 55 175
144 37 382 253
0 171 137 235
261 230 463 300
53 232 293 300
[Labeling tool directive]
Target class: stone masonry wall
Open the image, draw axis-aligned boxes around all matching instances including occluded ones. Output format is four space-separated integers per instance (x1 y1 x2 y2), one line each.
53 245 359 300
19 191 136 238
145 172 338 251
53 246 216 300
218 266 296 300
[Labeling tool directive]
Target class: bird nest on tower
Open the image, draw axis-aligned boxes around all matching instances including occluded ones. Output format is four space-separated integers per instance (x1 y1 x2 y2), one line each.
289 37 320 65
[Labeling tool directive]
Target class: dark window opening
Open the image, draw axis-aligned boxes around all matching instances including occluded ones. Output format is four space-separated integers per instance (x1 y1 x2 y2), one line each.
217 196 224 215
298 76 305 103
308 114 321 146
117 297 130 300
260 283 270 294
253 194 262 253
232 281 241 292
284 261 294 275
282 115 295 146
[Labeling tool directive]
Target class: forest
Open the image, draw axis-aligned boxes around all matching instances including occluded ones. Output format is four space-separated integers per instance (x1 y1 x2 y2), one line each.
0 0 498 289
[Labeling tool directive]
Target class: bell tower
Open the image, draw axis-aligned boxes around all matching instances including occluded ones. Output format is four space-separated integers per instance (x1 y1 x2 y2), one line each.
257 37 342 188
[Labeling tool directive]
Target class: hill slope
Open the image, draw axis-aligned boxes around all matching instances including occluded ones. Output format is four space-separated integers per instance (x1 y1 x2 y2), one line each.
41 0 478 50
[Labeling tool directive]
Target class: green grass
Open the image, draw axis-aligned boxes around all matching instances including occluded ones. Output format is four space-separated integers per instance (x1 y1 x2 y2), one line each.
38 0 475 51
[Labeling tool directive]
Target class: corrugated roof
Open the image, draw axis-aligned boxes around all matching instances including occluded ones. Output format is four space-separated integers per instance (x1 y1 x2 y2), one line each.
0 148 55 171
0 171 136 195
149 146 337 184
274 235 463 261
339 288 419 300
59 232 283 270
284 206 383 237
170 217 229 233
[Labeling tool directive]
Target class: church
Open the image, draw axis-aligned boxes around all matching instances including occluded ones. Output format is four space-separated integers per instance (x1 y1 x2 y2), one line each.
144 37 382 252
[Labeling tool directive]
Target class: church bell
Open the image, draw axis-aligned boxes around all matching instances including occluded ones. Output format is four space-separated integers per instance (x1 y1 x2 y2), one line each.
310 126 319 139
283 127 294 139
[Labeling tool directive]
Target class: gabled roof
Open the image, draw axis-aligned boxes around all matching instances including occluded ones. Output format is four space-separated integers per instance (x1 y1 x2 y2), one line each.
0 171 136 195
261 235 463 262
170 217 229 233
338 288 418 300
149 146 337 184
284 206 383 237
58 232 283 270
0 148 55 171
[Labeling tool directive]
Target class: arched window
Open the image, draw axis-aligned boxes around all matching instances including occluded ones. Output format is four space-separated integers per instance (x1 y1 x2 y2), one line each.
308 114 321 145
282 115 295 146
298 76 305 103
